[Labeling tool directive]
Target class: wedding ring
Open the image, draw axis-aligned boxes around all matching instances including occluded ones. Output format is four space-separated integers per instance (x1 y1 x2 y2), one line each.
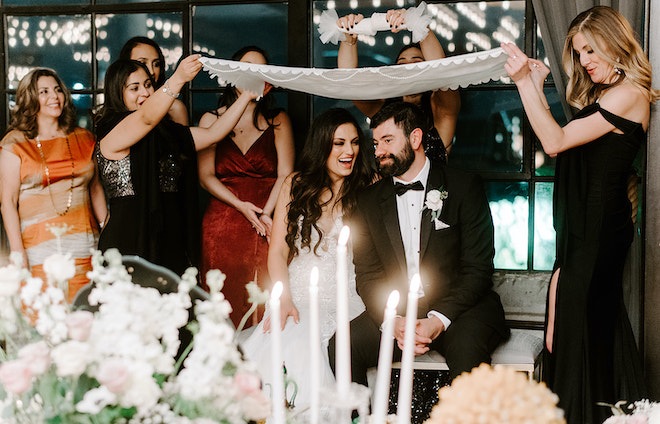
513 55 517 59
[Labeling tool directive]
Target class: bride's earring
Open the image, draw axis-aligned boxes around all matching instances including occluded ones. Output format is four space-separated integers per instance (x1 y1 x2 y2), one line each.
615 57 623 75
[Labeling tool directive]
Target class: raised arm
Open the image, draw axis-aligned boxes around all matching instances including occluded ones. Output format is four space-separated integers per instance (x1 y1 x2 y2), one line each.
189 90 260 152
389 10 461 150
258 111 295 240
263 174 300 331
336 13 386 117
502 42 648 156
99 54 202 160
168 99 189 126
0 149 27 267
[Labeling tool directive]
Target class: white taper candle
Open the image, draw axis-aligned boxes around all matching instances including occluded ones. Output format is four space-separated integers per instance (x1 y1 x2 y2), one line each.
270 281 285 424
373 290 400 424
309 267 320 424
336 225 351 396
397 274 421 424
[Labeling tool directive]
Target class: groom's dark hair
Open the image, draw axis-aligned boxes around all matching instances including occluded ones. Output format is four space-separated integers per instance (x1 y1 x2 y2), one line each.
369 101 426 140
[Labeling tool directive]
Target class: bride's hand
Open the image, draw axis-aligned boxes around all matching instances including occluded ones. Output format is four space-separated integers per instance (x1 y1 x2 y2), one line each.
263 292 300 332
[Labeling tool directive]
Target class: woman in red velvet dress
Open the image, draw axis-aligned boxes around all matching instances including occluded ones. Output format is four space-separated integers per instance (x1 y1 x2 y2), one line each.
198 46 294 327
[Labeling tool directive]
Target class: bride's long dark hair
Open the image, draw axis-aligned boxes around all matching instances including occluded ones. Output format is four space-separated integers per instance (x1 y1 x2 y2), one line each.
286 108 374 260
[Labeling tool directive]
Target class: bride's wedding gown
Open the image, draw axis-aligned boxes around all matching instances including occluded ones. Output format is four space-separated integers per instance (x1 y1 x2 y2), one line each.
240 215 365 414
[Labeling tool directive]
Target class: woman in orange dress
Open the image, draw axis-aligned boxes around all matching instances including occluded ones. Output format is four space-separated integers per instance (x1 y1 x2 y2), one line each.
0 68 107 302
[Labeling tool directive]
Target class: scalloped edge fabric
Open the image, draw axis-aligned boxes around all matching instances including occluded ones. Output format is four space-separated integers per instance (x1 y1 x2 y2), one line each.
200 47 508 101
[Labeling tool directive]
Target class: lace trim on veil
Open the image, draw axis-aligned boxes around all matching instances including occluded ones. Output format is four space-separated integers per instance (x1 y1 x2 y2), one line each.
199 47 508 101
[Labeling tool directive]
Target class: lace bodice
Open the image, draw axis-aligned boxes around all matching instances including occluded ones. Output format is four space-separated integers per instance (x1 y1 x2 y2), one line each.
287 215 365 341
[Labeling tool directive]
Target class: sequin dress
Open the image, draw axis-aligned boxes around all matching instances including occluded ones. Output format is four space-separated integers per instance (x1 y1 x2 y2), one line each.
240 215 365 414
95 115 199 275
0 128 98 301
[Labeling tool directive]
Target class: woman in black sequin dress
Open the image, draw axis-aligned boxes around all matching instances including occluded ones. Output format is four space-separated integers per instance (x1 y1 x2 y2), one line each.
503 7 657 424
95 57 259 275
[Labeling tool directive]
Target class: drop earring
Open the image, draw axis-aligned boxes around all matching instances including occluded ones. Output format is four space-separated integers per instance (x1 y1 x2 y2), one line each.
615 58 623 75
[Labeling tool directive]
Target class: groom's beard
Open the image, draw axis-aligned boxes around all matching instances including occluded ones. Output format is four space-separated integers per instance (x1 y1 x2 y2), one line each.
376 142 415 178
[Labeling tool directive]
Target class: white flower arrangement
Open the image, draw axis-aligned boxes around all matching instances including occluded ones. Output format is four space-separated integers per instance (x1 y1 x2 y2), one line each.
424 188 450 230
0 246 271 424
426 363 565 424
602 400 660 424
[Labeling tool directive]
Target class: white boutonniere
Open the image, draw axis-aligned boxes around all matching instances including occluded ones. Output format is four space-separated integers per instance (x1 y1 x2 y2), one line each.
424 188 450 230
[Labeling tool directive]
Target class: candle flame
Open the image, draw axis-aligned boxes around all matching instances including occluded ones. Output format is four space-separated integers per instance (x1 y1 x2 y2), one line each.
338 225 350 246
271 281 283 300
409 274 421 294
310 266 319 287
387 290 400 309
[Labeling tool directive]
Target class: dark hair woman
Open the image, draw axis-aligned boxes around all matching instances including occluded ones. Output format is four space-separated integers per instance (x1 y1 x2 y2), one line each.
119 36 189 126
336 8 461 163
197 46 295 327
95 56 258 276
240 108 373 418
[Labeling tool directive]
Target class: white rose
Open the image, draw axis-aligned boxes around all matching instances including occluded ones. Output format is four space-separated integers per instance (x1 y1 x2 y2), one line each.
43 253 76 285
76 386 117 414
425 190 443 211
51 340 92 377
0 265 22 297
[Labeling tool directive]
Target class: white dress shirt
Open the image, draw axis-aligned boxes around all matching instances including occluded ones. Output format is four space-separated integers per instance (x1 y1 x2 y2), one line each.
393 158 451 330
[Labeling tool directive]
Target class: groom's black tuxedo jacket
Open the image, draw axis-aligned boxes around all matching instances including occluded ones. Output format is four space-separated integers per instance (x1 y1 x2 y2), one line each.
350 161 507 336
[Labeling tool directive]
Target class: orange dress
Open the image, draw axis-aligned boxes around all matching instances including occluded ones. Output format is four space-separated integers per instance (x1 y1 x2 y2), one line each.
1 128 99 302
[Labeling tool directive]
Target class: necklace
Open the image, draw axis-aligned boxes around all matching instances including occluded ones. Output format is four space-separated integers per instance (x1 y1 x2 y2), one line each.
35 132 76 216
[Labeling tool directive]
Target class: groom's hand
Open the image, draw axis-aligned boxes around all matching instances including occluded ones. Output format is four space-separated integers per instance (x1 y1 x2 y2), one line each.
416 316 445 341
394 317 435 355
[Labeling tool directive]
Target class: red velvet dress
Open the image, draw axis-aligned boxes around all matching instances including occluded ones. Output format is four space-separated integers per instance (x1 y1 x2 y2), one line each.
201 126 277 327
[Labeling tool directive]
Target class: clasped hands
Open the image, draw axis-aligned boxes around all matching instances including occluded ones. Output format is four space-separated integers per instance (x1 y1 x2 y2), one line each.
337 8 415 44
501 42 550 89
393 315 445 355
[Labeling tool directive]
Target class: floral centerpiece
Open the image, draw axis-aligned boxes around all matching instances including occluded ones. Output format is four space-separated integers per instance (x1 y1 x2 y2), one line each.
0 247 270 424
425 363 565 424
602 400 660 424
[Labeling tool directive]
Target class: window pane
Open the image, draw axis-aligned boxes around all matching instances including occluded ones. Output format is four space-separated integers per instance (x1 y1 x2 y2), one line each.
486 181 529 270
4 0 86 5
450 89 524 173
192 4 288 89
7 15 91 90
96 13 183 89
533 182 555 270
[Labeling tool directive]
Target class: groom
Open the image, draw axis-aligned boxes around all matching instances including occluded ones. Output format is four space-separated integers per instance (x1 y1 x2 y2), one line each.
330 102 509 385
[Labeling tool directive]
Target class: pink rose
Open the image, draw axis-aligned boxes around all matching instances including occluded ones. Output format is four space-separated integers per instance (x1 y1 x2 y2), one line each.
18 341 51 375
233 372 261 396
0 360 33 394
629 416 648 424
66 310 94 342
97 359 130 394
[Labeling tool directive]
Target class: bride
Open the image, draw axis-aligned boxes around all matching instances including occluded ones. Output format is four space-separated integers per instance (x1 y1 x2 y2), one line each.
240 108 374 414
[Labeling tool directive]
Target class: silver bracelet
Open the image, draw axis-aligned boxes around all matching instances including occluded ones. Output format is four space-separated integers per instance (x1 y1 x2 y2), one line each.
162 80 180 99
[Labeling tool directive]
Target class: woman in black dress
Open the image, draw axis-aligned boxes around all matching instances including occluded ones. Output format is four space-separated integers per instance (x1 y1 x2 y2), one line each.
502 6 657 424
95 56 258 275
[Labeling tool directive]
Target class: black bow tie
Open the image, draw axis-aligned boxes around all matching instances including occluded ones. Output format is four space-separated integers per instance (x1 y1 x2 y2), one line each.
394 180 424 196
